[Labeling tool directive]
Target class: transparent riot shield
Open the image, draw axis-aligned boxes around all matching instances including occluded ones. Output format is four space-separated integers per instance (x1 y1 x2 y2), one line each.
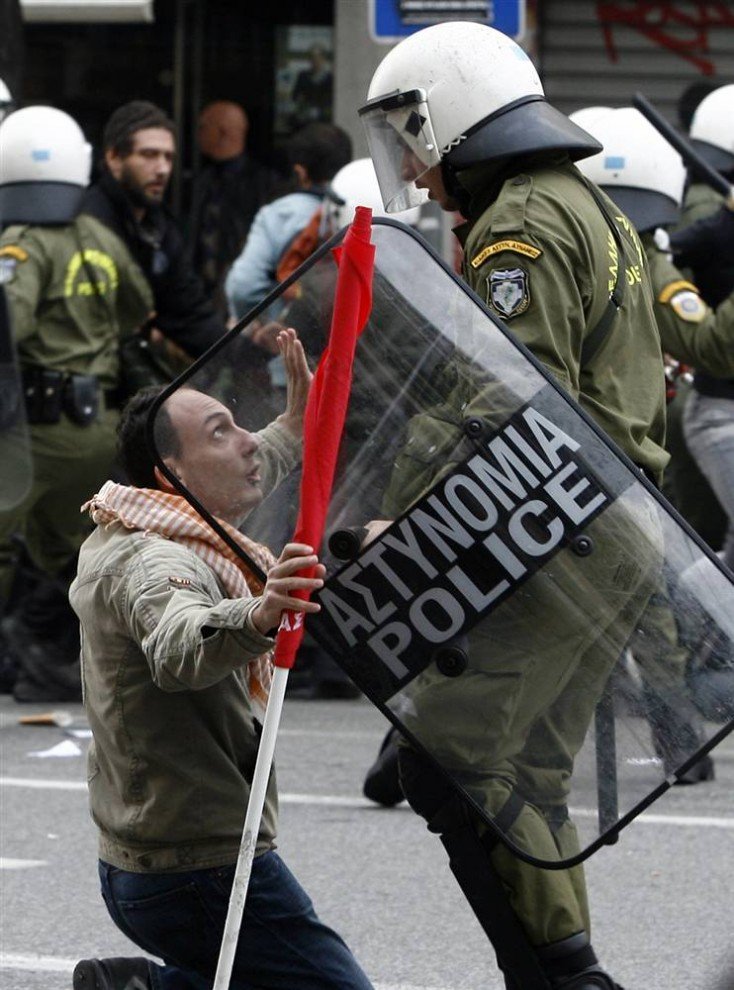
0 287 31 510
149 219 734 868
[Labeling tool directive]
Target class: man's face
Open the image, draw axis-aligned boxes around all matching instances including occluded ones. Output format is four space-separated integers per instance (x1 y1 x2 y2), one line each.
106 127 175 207
401 149 459 212
163 390 263 526
197 109 221 160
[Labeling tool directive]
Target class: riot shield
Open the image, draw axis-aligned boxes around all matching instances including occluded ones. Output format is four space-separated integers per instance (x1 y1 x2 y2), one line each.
149 219 734 868
0 286 31 510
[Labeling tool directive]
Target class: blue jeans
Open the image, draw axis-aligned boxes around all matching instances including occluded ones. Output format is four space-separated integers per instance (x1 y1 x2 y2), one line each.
98 853 374 990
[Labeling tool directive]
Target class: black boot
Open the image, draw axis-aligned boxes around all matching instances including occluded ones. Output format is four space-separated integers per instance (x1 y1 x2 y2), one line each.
11 641 82 702
537 933 623 990
5 559 83 703
554 972 621 989
643 684 715 785
4 613 82 703
363 727 404 806
72 957 154 990
0 624 19 693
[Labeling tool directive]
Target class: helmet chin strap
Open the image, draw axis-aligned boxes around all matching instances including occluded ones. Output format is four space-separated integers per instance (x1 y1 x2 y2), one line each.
440 159 472 216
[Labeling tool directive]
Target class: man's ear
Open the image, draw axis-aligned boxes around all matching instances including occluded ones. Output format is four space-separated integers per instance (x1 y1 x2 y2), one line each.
104 147 123 181
293 163 310 189
154 463 181 492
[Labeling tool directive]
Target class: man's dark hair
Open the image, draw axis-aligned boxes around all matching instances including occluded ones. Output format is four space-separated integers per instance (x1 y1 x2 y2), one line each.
287 123 352 184
103 100 176 157
117 384 180 489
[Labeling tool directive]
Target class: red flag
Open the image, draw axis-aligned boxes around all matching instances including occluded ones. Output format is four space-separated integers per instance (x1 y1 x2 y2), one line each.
274 206 375 668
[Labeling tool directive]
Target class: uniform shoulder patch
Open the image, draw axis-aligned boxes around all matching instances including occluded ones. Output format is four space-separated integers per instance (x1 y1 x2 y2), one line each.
471 239 542 269
0 245 29 262
658 279 698 305
487 267 530 319
668 289 708 324
0 257 17 284
0 244 28 283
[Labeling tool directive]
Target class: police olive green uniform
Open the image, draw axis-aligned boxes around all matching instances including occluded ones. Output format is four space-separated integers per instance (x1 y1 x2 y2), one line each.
679 182 724 226
384 161 667 947
0 214 152 600
646 230 731 547
646 234 734 376
624 233 732 775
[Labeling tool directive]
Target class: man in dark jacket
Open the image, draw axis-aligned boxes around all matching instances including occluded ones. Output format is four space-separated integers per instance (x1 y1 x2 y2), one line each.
81 100 225 369
188 100 282 319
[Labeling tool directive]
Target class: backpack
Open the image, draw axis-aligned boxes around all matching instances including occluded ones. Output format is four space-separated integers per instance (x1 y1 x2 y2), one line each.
275 197 339 298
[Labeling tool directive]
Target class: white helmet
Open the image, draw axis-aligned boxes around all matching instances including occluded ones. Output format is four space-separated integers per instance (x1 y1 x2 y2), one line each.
329 157 421 229
0 78 14 125
574 107 686 231
0 106 92 225
689 83 734 173
568 106 613 133
359 21 600 212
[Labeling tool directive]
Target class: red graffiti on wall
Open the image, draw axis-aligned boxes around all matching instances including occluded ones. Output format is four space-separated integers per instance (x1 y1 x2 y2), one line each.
597 2 734 75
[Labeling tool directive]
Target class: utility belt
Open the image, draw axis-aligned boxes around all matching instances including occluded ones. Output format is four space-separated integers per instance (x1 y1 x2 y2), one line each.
21 366 118 426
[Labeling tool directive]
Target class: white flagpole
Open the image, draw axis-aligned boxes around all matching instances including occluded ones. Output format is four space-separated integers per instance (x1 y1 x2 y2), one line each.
212 663 289 990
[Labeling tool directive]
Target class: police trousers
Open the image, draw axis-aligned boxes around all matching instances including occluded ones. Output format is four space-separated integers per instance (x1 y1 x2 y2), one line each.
0 409 118 602
399 488 663 946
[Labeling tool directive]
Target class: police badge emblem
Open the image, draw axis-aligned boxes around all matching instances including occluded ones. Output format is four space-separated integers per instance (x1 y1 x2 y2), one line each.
0 257 17 284
488 267 530 319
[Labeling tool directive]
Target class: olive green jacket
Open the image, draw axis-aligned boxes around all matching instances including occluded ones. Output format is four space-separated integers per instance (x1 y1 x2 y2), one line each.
0 214 152 387
643 231 734 377
679 182 724 226
458 160 668 482
69 421 299 872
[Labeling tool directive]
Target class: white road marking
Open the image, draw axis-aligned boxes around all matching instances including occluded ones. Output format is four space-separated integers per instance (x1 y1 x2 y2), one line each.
2 775 734 829
1 953 75 973
1 776 86 790
0 857 47 869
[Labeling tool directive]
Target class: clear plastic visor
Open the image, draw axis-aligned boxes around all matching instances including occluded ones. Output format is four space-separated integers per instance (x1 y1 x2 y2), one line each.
361 96 441 213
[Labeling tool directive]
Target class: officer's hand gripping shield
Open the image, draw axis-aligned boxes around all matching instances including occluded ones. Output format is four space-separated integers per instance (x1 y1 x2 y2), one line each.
149 220 734 868
0 287 31 511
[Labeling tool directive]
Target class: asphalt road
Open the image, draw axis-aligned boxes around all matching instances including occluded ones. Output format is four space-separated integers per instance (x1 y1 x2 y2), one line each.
1 693 733 990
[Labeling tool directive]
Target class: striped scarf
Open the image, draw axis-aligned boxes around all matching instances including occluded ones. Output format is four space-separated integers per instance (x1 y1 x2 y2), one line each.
82 479 276 715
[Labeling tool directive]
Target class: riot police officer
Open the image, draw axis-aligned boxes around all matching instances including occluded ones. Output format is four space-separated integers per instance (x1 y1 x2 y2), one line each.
574 105 734 782
360 22 667 990
0 106 152 700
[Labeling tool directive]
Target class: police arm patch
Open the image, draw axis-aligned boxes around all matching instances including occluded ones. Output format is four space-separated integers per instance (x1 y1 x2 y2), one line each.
487 267 530 319
668 289 708 324
0 245 29 262
0 245 28 284
0 257 17 284
658 279 697 304
471 239 542 268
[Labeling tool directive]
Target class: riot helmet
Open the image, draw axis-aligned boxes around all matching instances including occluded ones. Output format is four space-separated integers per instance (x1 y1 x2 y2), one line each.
572 107 686 232
329 157 421 229
0 79 14 125
0 106 92 225
567 106 613 133
359 21 601 212
689 83 734 174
